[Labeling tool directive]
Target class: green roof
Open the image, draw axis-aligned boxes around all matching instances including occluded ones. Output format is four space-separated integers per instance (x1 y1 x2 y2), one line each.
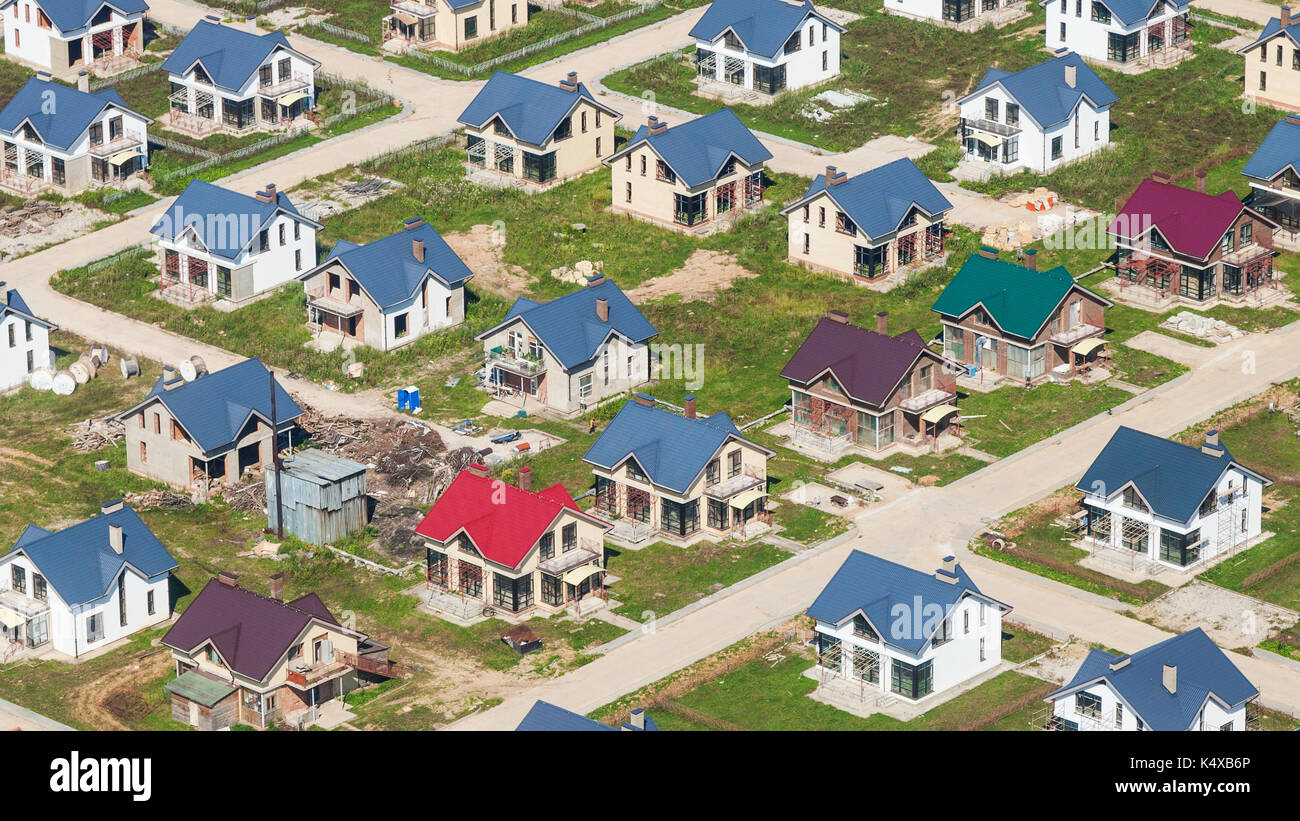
165 670 237 708
931 255 1100 340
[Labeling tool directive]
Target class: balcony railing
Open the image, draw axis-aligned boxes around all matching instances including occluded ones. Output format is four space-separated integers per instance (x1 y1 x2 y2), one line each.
0 587 50 619
704 468 765 501
898 387 956 413
487 346 546 376
87 134 143 158
1049 322 1103 346
259 71 313 100
966 117 1021 138
284 658 352 688
391 0 437 15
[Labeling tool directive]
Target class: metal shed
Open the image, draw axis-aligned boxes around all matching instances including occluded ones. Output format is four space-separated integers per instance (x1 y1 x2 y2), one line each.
265 449 369 546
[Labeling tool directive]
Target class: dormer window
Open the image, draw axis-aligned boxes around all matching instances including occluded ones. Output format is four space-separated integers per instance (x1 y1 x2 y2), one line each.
782 31 801 54
553 116 572 142
626 461 647 482
724 30 743 50
852 615 877 641
492 117 510 136
1121 486 1148 513
656 160 676 183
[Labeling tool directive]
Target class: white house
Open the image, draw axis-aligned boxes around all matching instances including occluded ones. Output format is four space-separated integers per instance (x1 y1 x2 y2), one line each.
1077 426 1271 570
689 0 843 97
1 0 146 75
160 17 318 137
957 52 1115 174
1045 628 1259 730
150 180 320 306
1043 0 1191 66
807 551 1012 703
0 500 177 660
0 283 54 392
885 0 1024 27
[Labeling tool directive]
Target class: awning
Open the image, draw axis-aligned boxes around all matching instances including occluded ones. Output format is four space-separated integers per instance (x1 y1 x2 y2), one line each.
108 149 140 166
0 606 25 628
278 90 309 106
921 403 959 424
970 132 1002 148
393 12 418 24
562 565 602 586
1071 338 1106 356
729 487 767 510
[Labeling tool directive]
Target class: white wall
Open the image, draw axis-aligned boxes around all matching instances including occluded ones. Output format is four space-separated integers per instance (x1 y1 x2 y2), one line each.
0 311 51 391
171 44 317 113
1050 680 1247 730
380 277 461 351
695 13 840 93
2 2 144 70
959 82 1109 173
1045 0 1183 62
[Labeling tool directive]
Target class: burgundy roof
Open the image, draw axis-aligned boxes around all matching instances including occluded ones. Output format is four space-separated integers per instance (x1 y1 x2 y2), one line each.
1109 179 1248 260
779 318 927 408
162 579 344 682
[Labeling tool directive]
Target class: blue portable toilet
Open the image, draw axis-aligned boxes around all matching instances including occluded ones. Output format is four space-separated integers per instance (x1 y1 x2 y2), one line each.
396 388 410 410
407 385 421 412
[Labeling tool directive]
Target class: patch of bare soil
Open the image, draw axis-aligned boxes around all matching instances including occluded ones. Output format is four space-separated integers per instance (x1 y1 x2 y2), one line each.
443 225 531 298
69 649 171 730
291 176 405 222
1016 639 1094 685
0 201 108 260
1136 581 1298 649
625 249 758 303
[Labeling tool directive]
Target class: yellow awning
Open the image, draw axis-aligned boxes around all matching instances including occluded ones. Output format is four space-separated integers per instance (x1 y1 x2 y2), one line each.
108 149 139 166
971 132 1002 148
393 12 418 24
278 90 309 106
921 403 959 424
729 487 767 509
1071 338 1106 356
562 565 602 586
0 606 26 628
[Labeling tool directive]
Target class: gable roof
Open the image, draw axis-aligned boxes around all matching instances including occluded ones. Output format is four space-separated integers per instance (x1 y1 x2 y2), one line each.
0 286 55 331
161 19 316 93
780 317 931 408
582 399 772 495
781 159 952 242
1108 178 1252 261
119 358 302 454
515 700 659 731
931 254 1108 339
806 551 1010 655
1045 628 1258 730
150 179 319 262
414 470 607 569
1076 426 1269 524
162 578 344 682
478 278 657 371
688 0 843 59
457 70 619 146
0 77 147 151
608 109 772 189
4 504 177 607
965 53 1117 130
0 0 148 33
1242 118 1300 182
1240 13 1300 52
1078 0 1188 26
308 221 474 310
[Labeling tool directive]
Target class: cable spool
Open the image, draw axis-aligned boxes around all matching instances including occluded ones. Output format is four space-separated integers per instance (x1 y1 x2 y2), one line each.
28 368 53 391
991 537 1007 551
189 355 208 379
51 371 76 396
178 355 208 382
90 346 110 367
119 357 140 379
70 353 98 384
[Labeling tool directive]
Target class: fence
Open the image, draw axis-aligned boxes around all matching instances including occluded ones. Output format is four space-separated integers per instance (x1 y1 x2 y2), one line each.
149 134 220 160
88 62 160 93
84 243 152 274
315 21 372 43
360 133 457 169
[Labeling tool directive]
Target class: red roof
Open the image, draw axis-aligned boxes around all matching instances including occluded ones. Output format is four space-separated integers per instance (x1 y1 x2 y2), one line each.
1108 179 1248 260
414 470 592 569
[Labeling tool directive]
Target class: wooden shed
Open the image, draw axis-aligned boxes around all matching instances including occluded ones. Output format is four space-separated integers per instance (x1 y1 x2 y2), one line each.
265 449 369 546
165 669 239 731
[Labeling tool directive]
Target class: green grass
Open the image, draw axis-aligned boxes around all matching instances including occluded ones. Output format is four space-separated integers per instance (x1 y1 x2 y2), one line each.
959 382 1135 458
769 503 848 544
1000 625 1057 663
605 539 790 621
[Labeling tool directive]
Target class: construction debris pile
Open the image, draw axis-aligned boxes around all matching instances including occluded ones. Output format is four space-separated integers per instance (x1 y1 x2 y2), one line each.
68 417 125 452
1 199 74 237
123 489 194 511
550 259 603 284
1161 311 1245 343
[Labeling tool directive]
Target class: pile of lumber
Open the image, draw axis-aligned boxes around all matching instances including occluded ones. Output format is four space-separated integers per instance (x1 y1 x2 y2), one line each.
1 199 71 238
69 417 125 452
224 479 267 513
123 489 193 510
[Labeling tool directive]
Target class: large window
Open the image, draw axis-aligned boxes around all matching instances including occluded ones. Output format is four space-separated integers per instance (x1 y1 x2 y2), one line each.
221 98 255 130
661 498 700 537
1107 31 1139 62
855 410 894 450
539 531 555 560
890 658 933 700
1090 1 1111 23
1005 344 1045 382
705 458 720 486
817 632 842 672
1087 505 1111 543
1120 518 1148 552
1075 691 1102 719
562 523 577 552
1050 136 1063 161
541 574 564 606
727 450 742 478
707 498 729 530
86 613 104 644
523 151 556 183
853 244 886 279
1179 266 1214 301
850 646 880 683
493 573 533 612
458 564 483 599
1159 529 1202 567
674 192 708 226
1122 486 1148 513
852 615 878 642
945 325 965 362
464 15 477 39
753 63 786 95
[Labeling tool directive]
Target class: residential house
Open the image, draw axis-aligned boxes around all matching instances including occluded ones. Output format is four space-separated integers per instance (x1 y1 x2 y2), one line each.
475 275 657 414
605 109 772 233
457 69 620 187
1238 5 1300 112
117 357 303 491
781 159 952 284
1241 114 1300 243
1076 426 1271 570
1044 0 1191 66
384 0 529 52
1108 173 1281 306
930 249 1112 385
0 73 150 194
298 217 475 352
0 500 177 660
161 17 318 137
516 700 658 731
0 282 55 392
162 572 393 730
780 311 961 457
415 465 612 617
808 551 1012 703
1 0 146 74
1044 628 1259 730
957 52 1115 174
584 394 774 543
886 0 1026 27
150 179 320 306
689 0 843 97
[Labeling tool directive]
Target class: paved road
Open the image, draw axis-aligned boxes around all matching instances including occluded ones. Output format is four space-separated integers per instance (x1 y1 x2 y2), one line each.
451 325 1300 730
1197 0 1275 26
0 696 76 731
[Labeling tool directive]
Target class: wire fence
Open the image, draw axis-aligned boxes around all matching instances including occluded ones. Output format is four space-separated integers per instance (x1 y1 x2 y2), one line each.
85 243 152 274
88 62 160 92
316 21 372 43
359 133 457 169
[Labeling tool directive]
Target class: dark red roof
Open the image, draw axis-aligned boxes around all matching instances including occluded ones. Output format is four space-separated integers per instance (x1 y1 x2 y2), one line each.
415 470 589 569
162 579 343 682
779 318 927 408
1109 179 1248 260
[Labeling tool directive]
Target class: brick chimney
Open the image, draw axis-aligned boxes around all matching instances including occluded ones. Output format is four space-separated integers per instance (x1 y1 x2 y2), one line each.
109 524 123 555
518 466 532 492
404 216 424 231
218 570 239 587
412 238 425 263
1287 113 1300 126
1202 429 1225 457
935 555 959 584
269 572 284 601
1024 248 1038 270
77 70 89 93
978 246 998 259
684 395 696 419
467 463 490 478
1195 170 1206 194
101 498 124 515
1151 171 1172 185
1284 5 1292 28
634 393 656 407
1162 664 1177 694
825 309 849 324
628 708 646 730
825 165 846 186
875 311 888 335
1064 63 1076 89
560 71 578 92
647 116 667 135
586 274 605 287
596 297 609 322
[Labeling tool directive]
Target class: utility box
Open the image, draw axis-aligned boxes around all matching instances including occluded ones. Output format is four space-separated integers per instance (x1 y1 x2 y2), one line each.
265 450 369 546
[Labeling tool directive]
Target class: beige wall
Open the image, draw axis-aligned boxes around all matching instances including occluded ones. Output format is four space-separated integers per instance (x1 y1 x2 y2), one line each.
786 188 943 278
465 95 616 183
439 0 528 51
124 400 277 490
172 618 360 696
1246 34 1300 112
609 141 763 230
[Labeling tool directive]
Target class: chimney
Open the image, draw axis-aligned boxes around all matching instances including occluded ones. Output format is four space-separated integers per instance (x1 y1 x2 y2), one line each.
412 238 425 263
560 71 578 92
265 183 277 201
978 246 998 260
1064 63 1076 89
205 14 221 22
269 572 284 601
596 297 609 322
586 274 605 288
254 188 274 204
217 570 239 587
108 525 124 555
634 393 656 407
1195 170 1206 194
1162 664 1177 694
404 216 424 231
467 463 490 478
1202 429 1225 456
684 395 696 419
1151 171 1172 185
101 498 124 515
875 311 888 336
1287 113 1300 126
0 281 6 306
825 165 846 186
628 707 646 730
1024 248 1038 270
825 309 849 324
1108 656 1131 671
935 556 959 584
647 116 667 135
1284 5 1292 28
518 466 532 492
77 71 89 93
35 71 52 82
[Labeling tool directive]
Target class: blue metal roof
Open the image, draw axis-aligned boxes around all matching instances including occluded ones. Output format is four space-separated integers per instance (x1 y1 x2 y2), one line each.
1242 117 1300 181
806 551 1007 655
317 221 474 309
516 700 658 731
1241 14 1300 51
481 279 657 371
457 71 614 147
161 19 314 93
1045 629 1258 730
1075 426 1268 524
583 399 769 495
783 159 952 242
123 358 302 455
150 179 317 263
1094 0 1186 26
689 0 843 59
0 0 148 33
967 53 1117 129
5 504 177 607
612 109 772 189
0 78 144 151
1 286 55 331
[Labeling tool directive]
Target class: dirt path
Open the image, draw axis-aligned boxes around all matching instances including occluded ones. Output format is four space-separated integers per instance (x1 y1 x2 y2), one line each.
67 649 172 730
443 225 531 299
625 249 757 303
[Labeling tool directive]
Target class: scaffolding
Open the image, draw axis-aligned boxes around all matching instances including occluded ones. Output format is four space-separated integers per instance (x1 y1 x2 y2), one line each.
924 224 945 258
696 51 716 77
1120 517 1148 552
896 231 918 267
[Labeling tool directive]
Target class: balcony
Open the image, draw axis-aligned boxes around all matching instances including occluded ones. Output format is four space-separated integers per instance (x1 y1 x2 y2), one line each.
306 287 363 318
1220 244 1272 267
390 0 437 17
1049 322 1103 346
487 346 546 377
704 469 765 501
87 134 143 159
966 117 1021 138
0 587 49 620
259 71 313 101
284 658 352 688
898 387 956 414
538 546 602 577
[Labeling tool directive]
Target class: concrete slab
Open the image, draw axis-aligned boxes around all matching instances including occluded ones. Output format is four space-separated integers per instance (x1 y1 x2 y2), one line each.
1135 581 1299 649
1122 330 1217 368
826 461 915 500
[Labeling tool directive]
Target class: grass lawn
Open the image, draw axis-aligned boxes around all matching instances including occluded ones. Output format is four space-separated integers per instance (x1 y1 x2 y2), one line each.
768 502 848 544
959 382 1134 458
604 539 790 621
1000 625 1057 663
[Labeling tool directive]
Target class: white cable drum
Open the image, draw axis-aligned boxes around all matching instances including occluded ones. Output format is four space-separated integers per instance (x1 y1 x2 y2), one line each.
51 371 77 395
178 359 197 382
189 355 208 379
120 357 140 379
28 368 53 391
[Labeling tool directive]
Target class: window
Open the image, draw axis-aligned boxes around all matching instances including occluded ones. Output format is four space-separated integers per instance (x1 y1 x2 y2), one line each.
985 98 999 121
119 580 127 627
963 609 970 634
932 618 952 647
493 573 532 612
394 313 409 339
458 564 483 599
523 151 556 183
783 31 801 54
803 234 810 254
822 50 827 72
512 3 518 23
655 160 676 183
1279 45 1284 66
1060 22 1066 41
11 564 25 594
706 458 720 486
51 157 64 186
595 136 601 156
1121 486 1148 513
625 181 632 203
1262 44 1268 62
1005 103 1019 127
5 324 11 347
553 117 572 142
852 615 878 641
1261 71 1268 92
1074 117 1079 149
464 16 477 39
259 229 269 253
139 442 147 464
818 632 842 671
834 211 856 236
279 223 286 246
707 497 728 529
1075 692 1102 719
539 531 554 560
660 498 700 537
146 589 155 616
753 63 786 95
979 637 986 662
260 64 272 86
1050 136 1063 161
86 613 104 644
727 449 742 478
578 372 593 402
1108 31 1139 62
1240 222 1253 246
295 249 302 271
673 192 708 226
890 659 933 699
854 244 885 279
1090 1 1110 22
580 111 587 133
1094 121 1100 141
945 325 965 361
1293 50 1300 70
724 30 742 50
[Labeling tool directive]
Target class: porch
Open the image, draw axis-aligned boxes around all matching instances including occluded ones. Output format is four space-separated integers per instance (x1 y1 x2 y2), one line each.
383 1 438 46
849 225 947 287
1107 250 1283 310
0 588 50 662
159 250 220 305
306 288 364 341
